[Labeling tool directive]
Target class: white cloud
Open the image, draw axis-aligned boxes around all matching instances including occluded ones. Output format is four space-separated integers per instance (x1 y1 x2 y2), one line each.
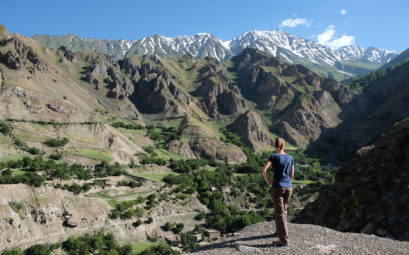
340 9 347 15
317 25 336 45
280 18 311 28
317 25 355 49
327 35 355 49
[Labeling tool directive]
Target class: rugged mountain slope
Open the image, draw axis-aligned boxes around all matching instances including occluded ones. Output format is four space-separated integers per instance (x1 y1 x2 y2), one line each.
5 24 409 157
312 59 409 158
32 29 399 80
231 48 353 148
0 26 249 163
380 47 409 70
294 117 409 240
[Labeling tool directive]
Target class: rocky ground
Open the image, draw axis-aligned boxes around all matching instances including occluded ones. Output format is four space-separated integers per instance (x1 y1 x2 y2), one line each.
187 222 409 255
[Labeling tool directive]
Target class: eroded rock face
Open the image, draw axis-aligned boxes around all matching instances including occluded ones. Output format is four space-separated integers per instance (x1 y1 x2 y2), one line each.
0 37 47 71
193 58 246 118
228 111 273 151
58 46 77 62
294 117 409 241
1 86 90 122
231 48 353 147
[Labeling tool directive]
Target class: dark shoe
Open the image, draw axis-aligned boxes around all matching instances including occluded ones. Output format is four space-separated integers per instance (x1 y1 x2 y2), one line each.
272 241 288 247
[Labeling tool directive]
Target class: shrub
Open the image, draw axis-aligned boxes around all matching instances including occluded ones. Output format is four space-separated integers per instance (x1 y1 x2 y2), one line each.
49 153 62 160
174 223 184 234
133 219 142 227
1 247 23 255
28 147 43 155
164 222 172 231
0 121 12 136
122 209 135 219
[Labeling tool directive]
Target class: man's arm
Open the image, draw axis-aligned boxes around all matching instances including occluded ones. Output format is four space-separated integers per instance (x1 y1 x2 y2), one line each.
290 164 294 180
262 161 273 185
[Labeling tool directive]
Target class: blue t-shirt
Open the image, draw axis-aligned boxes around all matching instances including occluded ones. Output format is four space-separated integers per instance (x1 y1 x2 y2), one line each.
268 153 294 188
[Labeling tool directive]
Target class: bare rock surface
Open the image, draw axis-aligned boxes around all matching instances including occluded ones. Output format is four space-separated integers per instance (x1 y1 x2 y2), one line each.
187 222 409 255
294 117 409 240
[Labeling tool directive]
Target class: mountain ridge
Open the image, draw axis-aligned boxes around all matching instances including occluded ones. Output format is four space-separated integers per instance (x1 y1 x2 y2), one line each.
32 29 400 80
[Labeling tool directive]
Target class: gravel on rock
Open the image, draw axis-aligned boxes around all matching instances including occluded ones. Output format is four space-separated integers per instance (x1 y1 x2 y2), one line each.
186 222 409 255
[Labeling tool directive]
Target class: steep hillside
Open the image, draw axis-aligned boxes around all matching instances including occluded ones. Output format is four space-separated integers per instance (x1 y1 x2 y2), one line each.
312 59 409 159
380 47 409 70
295 117 409 240
231 48 353 148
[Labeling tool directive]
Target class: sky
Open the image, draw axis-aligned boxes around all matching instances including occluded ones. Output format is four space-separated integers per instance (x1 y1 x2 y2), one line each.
1 0 408 51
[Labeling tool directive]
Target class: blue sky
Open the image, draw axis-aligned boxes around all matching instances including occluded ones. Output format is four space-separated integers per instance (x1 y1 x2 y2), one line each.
2 0 408 51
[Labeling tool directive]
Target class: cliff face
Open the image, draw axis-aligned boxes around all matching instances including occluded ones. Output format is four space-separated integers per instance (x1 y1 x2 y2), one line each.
294 117 409 240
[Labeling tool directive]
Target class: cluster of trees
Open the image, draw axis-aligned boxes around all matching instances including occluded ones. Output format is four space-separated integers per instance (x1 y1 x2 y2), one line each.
219 127 244 147
110 197 146 220
137 243 177 255
146 125 182 148
111 121 144 130
164 165 264 233
14 138 44 155
139 155 167 166
1 231 176 255
170 158 217 173
44 137 69 147
0 157 126 189
54 182 91 194
94 161 125 177
163 222 184 234
117 179 143 188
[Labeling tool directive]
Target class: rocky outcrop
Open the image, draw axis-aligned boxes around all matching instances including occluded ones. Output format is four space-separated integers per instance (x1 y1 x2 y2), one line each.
294 117 409 241
0 86 90 122
133 69 191 115
193 58 246 118
187 222 409 255
228 111 273 151
0 37 47 72
58 46 77 62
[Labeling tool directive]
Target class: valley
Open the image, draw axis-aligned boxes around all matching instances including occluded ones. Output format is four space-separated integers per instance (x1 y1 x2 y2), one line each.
0 22 408 254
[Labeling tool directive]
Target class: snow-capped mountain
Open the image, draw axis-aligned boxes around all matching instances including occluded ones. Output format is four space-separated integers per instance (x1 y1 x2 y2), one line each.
33 30 400 79
229 30 344 65
337 45 399 64
126 33 232 60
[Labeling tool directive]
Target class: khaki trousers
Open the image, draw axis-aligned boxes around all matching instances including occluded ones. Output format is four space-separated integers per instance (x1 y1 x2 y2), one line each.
271 187 293 244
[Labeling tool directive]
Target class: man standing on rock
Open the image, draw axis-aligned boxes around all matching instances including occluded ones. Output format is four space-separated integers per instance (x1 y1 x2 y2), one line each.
262 137 294 246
